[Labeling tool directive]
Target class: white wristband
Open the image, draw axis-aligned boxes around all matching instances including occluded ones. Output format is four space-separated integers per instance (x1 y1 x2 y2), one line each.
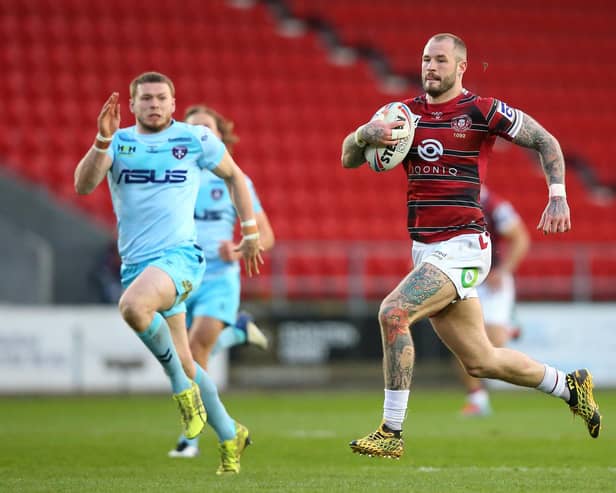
96 132 114 142
242 232 260 240
92 145 108 153
354 125 367 148
549 183 566 198
240 219 257 228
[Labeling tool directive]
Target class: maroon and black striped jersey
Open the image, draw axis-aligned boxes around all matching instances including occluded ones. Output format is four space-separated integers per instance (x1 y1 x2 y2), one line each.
402 89 523 243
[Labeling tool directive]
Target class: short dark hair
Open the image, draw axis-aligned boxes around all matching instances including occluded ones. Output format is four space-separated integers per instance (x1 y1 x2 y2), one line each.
184 105 240 153
430 33 467 62
129 71 175 98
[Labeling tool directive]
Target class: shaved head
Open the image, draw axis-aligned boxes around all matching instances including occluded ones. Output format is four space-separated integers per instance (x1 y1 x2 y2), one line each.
427 33 467 63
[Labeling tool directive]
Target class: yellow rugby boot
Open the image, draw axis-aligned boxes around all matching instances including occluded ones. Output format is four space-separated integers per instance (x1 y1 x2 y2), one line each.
349 422 403 458
172 381 206 440
216 422 252 475
566 369 601 438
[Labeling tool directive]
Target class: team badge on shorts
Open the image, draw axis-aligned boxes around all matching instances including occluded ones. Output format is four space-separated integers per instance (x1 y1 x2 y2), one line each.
461 267 479 288
178 280 194 302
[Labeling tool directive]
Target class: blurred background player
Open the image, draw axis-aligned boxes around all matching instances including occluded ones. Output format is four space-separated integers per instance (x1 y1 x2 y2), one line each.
74 72 264 475
459 185 530 416
169 105 275 459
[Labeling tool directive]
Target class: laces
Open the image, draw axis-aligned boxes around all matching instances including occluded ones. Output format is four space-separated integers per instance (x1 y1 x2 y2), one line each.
219 442 238 469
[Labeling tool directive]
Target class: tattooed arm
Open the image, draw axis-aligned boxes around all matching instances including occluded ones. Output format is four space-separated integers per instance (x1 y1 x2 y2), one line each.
341 120 408 169
512 113 571 234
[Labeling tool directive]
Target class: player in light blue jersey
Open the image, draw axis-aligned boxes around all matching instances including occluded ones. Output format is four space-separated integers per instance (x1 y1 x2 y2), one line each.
168 105 275 459
74 72 264 474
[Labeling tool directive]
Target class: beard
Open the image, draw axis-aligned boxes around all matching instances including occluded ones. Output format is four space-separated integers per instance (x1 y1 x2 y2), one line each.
137 114 172 133
423 71 456 98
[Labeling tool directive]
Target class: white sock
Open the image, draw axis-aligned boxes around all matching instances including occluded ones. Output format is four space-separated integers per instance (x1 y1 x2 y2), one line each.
383 389 409 431
468 388 490 409
536 364 570 402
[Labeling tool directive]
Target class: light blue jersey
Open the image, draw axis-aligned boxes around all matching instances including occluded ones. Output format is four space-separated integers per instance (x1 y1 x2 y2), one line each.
186 173 263 325
106 120 225 264
194 173 263 273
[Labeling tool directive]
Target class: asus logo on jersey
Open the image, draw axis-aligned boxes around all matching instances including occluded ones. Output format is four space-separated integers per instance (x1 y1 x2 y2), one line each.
194 210 223 221
116 169 188 184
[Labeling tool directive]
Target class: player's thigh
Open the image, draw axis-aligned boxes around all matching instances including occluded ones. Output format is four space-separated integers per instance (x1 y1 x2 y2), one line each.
430 297 495 365
122 265 177 312
382 262 457 321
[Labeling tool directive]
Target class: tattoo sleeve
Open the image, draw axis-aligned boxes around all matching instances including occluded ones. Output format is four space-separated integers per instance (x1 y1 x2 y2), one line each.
512 113 565 185
379 263 452 389
341 132 366 168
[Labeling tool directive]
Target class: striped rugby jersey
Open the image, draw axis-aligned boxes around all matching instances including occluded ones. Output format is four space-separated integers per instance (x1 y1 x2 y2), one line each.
403 89 523 243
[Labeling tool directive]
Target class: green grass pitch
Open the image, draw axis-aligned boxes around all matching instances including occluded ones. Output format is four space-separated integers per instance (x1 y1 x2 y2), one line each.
0 389 614 492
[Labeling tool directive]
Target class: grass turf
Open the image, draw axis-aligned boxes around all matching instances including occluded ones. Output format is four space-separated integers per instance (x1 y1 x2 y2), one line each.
0 389 613 492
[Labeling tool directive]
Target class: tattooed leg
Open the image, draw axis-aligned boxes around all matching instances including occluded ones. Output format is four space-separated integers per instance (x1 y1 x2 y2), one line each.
378 263 456 390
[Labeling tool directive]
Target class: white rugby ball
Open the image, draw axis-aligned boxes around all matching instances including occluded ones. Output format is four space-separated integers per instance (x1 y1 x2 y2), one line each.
364 102 419 172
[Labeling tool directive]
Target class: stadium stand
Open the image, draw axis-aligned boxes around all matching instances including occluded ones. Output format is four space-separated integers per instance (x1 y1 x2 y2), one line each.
1 0 614 301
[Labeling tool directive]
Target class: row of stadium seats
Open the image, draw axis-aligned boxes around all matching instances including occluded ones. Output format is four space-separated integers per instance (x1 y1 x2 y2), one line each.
1 0 614 300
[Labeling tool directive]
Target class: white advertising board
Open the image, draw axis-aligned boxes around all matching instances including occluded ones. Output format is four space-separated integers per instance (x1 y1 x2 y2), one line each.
0 305 227 394
488 303 616 388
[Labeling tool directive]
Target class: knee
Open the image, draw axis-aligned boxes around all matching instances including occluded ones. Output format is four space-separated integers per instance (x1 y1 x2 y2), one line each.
118 293 151 328
378 300 417 340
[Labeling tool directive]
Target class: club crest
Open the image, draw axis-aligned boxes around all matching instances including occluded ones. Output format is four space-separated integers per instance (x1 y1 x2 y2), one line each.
172 145 188 159
451 115 472 132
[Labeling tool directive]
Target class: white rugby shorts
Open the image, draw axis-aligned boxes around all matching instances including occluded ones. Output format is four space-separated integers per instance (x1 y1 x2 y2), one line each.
412 232 491 300
477 272 515 326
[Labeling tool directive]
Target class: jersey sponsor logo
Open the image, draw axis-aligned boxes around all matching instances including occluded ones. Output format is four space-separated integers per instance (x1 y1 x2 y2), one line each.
117 145 136 155
211 188 224 200
417 139 444 162
116 169 188 184
431 111 444 119
451 115 472 132
194 210 223 221
172 145 188 159
496 100 515 121
411 164 458 176
461 267 479 288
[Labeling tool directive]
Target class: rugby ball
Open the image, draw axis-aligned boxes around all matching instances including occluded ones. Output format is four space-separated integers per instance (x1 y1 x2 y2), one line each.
364 102 419 172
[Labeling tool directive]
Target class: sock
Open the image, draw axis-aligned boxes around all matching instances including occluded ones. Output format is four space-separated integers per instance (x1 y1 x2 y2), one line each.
211 325 246 356
536 364 570 402
468 388 490 409
194 362 236 441
176 433 199 448
383 389 409 431
137 313 191 394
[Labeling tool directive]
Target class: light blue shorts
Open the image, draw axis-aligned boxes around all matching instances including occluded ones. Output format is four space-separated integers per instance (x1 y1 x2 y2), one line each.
185 264 240 328
121 243 206 318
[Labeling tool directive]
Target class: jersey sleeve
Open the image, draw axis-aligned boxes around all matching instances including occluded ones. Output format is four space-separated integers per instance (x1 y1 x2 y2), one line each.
245 176 263 214
481 97 524 141
194 125 226 170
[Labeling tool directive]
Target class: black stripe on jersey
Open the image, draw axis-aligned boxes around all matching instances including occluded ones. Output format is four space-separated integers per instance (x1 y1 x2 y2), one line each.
409 149 480 157
486 100 498 124
407 199 481 208
409 223 486 233
418 122 454 129
458 94 477 104
408 174 481 184
417 121 489 132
